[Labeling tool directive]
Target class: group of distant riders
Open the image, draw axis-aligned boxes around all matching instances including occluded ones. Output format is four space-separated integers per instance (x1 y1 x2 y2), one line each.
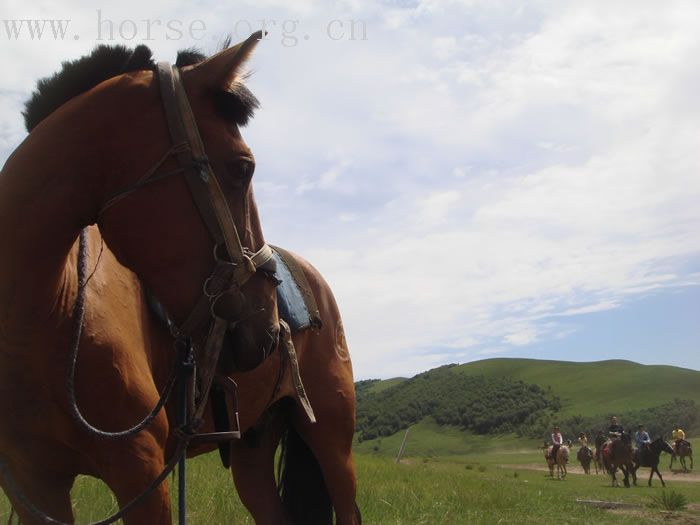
546 415 691 465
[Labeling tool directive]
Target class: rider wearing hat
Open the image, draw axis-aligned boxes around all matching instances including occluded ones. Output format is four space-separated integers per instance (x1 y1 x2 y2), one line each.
578 432 589 448
551 425 563 460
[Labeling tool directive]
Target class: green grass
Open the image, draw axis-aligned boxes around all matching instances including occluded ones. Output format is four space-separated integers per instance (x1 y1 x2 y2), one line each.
3 447 698 524
355 419 539 460
356 455 700 524
648 489 689 511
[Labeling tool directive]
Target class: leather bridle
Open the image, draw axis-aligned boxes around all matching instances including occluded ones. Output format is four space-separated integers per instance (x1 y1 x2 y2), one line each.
99 62 275 422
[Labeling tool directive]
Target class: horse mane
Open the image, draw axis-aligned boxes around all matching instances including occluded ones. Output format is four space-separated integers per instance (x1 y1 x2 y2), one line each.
23 40 259 132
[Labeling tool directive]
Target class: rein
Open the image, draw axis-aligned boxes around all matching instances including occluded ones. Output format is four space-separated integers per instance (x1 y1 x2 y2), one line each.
1 61 275 524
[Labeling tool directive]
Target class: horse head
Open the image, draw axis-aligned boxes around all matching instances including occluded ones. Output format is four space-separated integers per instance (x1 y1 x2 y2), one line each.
91 34 280 369
661 440 675 455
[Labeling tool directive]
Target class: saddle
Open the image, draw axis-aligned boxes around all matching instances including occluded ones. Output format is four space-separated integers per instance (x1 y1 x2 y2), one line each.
270 245 322 333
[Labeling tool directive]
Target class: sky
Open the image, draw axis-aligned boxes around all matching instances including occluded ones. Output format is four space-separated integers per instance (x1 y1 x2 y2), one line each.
1 1 699 379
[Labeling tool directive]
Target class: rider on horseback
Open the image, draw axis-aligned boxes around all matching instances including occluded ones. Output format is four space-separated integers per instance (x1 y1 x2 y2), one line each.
634 424 651 451
578 432 589 451
551 426 563 460
672 424 690 453
608 416 624 439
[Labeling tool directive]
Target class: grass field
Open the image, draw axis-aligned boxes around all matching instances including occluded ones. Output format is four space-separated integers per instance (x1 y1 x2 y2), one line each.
3 360 698 523
2 444 698 524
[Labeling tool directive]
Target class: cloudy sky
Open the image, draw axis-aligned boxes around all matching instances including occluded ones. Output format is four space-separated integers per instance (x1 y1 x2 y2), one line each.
2 1 699 379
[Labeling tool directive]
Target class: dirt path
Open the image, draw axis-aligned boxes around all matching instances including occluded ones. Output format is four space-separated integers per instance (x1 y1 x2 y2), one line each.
501 463 700 483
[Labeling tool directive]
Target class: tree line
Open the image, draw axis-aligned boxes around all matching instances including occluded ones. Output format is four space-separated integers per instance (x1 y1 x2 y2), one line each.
356 366 699 442
526 398 699 442
355 365 560 441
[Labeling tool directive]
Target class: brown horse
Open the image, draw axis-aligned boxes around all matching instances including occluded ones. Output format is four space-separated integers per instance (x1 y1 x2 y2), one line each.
601 433 634 487
631 438 674 487
670 441 693 472
544 445 569 480
0 35 359 524
577 445 593 474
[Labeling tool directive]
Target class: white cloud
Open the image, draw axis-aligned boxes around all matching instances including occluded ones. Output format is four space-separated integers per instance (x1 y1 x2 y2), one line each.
504 326 539 346
432 36 458 61
415 190 461 228
2 0 699 379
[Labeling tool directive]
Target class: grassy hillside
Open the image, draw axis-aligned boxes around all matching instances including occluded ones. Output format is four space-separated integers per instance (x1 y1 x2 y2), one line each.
368 358 700 418
354 418 537 458
356 359 700 456
453 358 700 417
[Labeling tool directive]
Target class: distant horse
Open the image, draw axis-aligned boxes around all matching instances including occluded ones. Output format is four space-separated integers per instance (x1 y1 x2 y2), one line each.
670 441 693 472
0 35 360 525
577 445 594 474
601 433 634 488
631 438 674 487
544 445 569 480
593 433 606 474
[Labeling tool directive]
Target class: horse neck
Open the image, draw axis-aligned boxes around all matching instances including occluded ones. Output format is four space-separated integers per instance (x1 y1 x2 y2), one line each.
0 116 100 341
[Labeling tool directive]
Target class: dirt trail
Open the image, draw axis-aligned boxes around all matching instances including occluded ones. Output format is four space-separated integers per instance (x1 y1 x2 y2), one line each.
501 463 700 483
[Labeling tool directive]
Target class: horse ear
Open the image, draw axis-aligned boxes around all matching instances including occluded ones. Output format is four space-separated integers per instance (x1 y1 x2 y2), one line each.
185 31 264 92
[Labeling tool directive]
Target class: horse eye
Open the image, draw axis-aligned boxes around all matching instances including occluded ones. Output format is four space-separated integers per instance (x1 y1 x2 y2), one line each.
225 159 255 185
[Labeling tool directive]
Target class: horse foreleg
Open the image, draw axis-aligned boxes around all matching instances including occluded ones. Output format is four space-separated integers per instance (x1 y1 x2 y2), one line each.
651 465 664 487
621 464 630 488
99 434 171 525
229 413 290 525
1 466 74 525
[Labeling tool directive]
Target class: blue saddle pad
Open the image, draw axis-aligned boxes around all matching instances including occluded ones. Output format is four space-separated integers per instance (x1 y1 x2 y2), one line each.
272 250 313 332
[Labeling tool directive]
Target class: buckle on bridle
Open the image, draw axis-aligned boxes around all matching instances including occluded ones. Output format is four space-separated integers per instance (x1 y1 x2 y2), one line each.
193 155 210 182
203 264 238 300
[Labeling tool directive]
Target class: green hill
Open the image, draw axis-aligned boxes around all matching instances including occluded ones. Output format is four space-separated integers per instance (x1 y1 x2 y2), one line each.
363 358 700 418
355 358 700 456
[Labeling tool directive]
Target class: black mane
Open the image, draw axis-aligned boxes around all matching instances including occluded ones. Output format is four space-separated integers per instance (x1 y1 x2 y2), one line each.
23 44 154 132
23 43 259 132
